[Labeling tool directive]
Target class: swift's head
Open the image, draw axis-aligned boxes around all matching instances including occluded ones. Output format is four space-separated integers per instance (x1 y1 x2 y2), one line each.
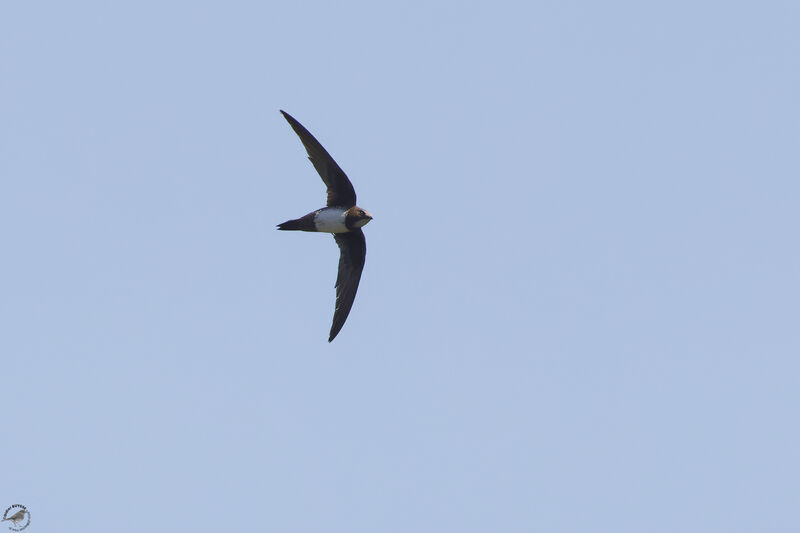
345 206 373 230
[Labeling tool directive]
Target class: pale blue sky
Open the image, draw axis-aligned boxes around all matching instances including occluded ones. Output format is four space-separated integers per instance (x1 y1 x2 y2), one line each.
2 1 799 532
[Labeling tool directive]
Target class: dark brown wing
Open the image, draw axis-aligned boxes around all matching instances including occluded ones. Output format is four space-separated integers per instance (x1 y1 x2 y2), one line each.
280 110 357 208
329 229 366 342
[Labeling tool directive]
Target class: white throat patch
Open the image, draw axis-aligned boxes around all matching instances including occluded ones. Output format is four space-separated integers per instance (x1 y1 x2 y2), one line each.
314 207 349 233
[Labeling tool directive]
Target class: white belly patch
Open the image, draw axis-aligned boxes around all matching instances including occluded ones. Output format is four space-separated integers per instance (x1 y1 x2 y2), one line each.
314 208 349 233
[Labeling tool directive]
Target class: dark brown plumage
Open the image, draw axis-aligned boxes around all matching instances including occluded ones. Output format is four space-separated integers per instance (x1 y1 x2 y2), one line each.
278 110 372 342
331 229 366 342
280 110 357 208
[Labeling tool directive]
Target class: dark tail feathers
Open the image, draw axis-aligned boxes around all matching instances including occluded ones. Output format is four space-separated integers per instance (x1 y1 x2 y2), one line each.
277 211 316 231
277 217 315 231
277 219 302 230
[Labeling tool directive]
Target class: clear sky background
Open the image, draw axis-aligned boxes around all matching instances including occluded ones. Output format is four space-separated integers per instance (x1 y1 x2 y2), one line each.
2 1 798 532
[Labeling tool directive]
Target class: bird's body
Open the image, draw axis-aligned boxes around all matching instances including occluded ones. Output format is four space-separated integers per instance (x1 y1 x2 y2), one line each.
278 205 371 234
277 110 373 342
2 509 27 525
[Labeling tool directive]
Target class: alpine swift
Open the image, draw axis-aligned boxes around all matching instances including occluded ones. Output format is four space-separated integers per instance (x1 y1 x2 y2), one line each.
277 110 373 342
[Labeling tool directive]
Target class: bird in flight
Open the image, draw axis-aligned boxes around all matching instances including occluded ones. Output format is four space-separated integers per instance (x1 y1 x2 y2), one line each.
277 110 373 342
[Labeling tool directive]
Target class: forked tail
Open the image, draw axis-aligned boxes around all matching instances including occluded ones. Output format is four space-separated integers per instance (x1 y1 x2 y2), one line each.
277 218 303 230
277 214 316 231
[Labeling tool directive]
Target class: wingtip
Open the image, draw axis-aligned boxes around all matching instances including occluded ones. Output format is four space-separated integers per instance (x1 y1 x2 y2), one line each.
280 110 300 126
